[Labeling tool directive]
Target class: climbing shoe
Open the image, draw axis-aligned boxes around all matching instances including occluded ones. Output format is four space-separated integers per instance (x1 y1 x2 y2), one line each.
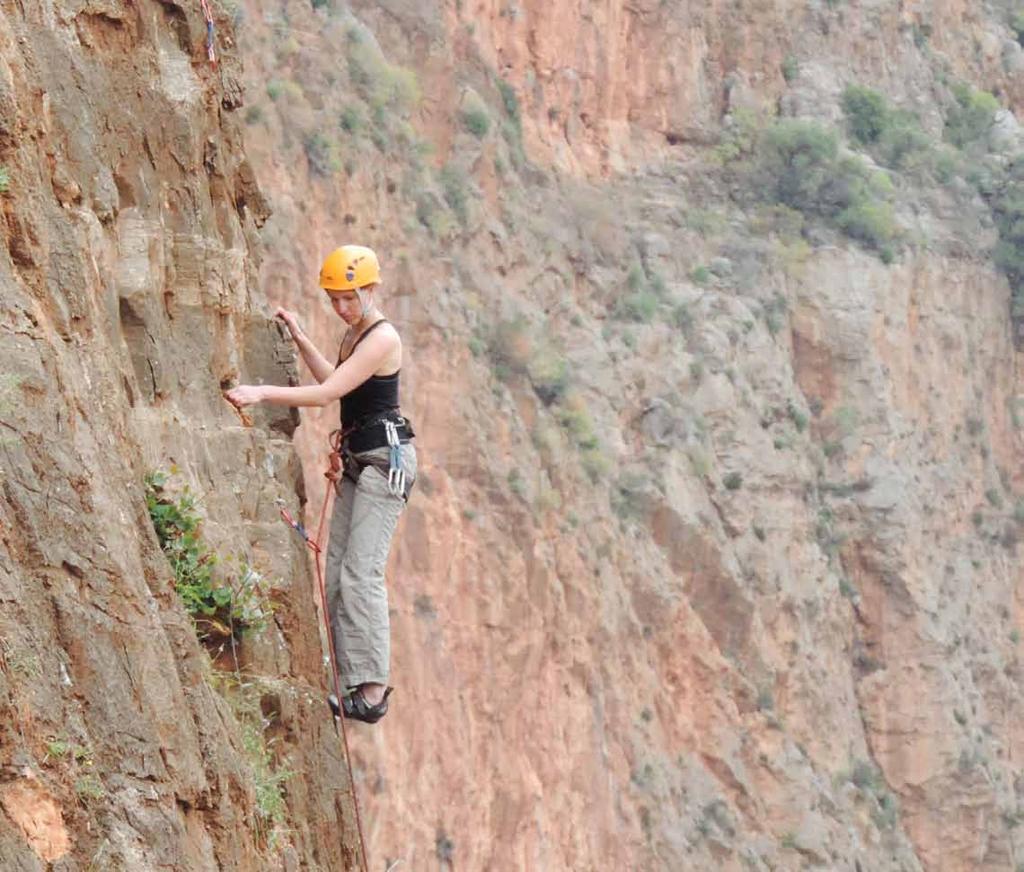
342 686 394 724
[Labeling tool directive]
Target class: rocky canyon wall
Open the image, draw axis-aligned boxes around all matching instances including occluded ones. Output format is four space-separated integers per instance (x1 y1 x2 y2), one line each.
0 0 361 868
3 0 1024 869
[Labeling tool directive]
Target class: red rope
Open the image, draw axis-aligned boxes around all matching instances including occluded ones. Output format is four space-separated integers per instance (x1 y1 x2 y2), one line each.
280 436 370 872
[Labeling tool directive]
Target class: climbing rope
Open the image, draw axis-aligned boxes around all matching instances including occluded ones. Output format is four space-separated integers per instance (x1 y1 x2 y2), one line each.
279 430 370 872
197 0 218 67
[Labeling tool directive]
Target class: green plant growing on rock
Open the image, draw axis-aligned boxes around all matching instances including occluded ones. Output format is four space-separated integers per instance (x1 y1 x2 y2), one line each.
990 156 1024 316
74 775 105 803
616 291 659 322
754 119 897 257
303 131 343 177
1013 11 1024 45
781 55 798 83
440 163 470 226
144 472 273 639
841 85 932 172
944 83 999 150
346 26 420 114
842 85 890 146
462 108 490 138
0 166 9 194
339 104 363 133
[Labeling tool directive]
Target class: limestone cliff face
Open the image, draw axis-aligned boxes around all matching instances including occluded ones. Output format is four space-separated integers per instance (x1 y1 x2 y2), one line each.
238 0 1024 869
4 0 1024 869
0 0 361 868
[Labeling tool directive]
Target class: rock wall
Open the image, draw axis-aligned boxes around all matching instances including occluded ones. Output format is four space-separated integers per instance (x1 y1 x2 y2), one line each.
0 0 361 868
3 0 1024 868
235 0 1024 868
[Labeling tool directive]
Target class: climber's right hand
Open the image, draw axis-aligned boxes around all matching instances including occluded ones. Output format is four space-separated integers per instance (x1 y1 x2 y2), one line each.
274 307 301 337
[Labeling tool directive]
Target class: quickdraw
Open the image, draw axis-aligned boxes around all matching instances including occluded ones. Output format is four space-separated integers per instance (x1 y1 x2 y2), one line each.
384 420 406 498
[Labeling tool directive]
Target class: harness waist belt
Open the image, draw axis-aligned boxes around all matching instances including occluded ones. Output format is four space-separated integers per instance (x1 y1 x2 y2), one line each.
343 414 415 454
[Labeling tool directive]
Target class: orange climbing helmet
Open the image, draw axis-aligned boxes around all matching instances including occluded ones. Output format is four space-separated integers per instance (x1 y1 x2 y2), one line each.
319 245 381 291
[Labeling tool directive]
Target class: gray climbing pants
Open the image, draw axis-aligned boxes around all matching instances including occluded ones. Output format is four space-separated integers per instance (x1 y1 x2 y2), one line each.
324 443 417 689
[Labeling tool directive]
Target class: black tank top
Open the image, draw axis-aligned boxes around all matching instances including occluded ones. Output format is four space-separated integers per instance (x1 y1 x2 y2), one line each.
338 319 401 428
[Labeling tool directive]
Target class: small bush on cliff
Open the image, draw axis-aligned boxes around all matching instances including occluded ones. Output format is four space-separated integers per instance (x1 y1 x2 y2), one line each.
144 472 273 639
462 108 491 138
841 85 931 172
440 164 470 225
0 167 8 194
990 156 1024 315
842 85 889 145
944 83 999 150
756 119 897 256
303 132 343 177
346 26 420 114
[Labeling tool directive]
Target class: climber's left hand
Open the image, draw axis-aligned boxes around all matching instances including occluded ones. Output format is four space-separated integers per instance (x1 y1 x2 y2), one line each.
224 384 265 408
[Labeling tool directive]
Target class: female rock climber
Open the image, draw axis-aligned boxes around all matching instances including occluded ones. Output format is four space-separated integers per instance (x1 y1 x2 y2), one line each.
225 245 416 724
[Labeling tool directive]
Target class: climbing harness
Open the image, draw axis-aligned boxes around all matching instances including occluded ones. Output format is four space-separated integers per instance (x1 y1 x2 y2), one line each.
198 0 217 67
336 413 414 500
277 440 370 872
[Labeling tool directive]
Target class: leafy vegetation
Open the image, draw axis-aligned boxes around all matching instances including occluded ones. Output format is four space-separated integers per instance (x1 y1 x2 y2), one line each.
462 108 490 138
440 163 470 225
841 85 932 172
944 83 999 151
303 131 342 177
144 472 273 639
345 26 420 113
0 166 9 194
758 119 897 256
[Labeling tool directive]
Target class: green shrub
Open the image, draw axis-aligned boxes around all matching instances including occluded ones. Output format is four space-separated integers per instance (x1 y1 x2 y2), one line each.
487 316 532 381
991 157 1024 313
842 85 889 145
626 263 644 292
616 291 659 322
497 78 520 124
758 120 896 254
781 55 799 84
0 166 8 194
144 472 272 637
440 164 469 225
347 29 420 113
761 120 840 211
339 104 363 133
527 347 570 405
612 472 650 521
462 108 490 138
303 132 342 177
715 107 763 164
876 113 932 171
841 85 933 171
1014 11 1024 45
691 265 711 285
723 472 743 490
837 198 895 249
944 83 999 150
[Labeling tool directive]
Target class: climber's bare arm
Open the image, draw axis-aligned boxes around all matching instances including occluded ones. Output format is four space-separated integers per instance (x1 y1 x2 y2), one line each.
225 328 397 409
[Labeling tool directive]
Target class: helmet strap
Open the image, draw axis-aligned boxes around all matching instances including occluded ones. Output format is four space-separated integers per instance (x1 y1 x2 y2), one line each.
355 287 378 320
